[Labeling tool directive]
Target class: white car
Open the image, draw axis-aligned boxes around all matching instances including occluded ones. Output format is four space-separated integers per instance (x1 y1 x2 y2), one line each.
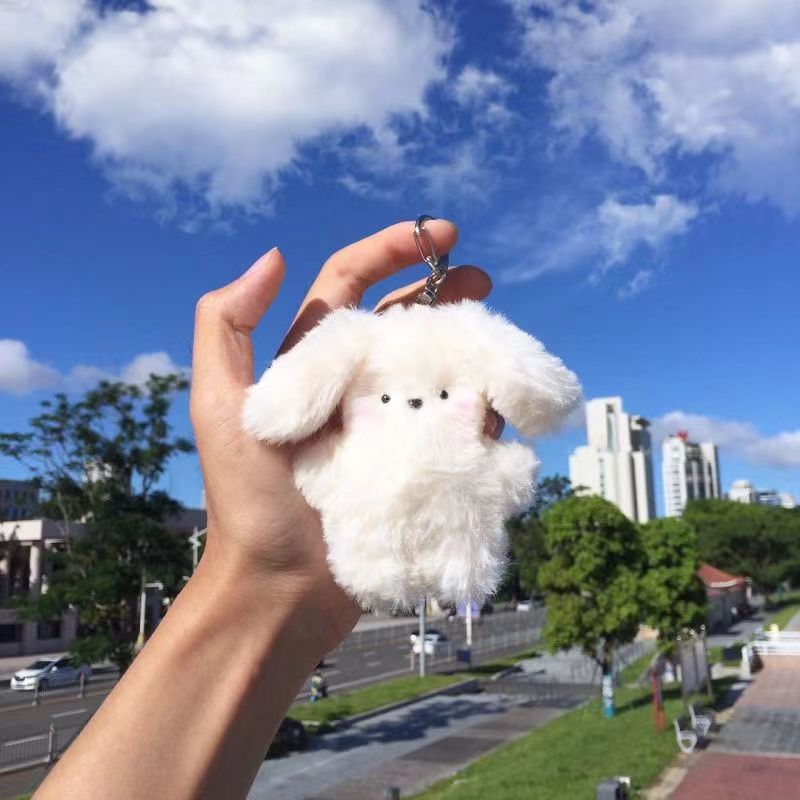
409 629 448 656
10 656 91 691
517 594 545 612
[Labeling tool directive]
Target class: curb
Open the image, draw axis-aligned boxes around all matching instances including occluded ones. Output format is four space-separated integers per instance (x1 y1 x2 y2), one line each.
299 677 481 731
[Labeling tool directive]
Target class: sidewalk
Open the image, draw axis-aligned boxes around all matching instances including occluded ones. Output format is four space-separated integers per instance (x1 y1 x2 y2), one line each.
672 651 800 799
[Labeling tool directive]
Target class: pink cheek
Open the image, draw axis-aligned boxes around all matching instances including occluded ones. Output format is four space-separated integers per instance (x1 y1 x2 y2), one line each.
344 398 381 429
450 392 483 423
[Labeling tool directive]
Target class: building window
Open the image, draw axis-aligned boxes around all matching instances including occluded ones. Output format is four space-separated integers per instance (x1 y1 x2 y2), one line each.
37 620 62 640
0 624 23 644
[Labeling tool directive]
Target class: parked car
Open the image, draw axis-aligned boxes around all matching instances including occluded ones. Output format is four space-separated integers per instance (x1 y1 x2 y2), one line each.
266 717 309 758
409 629 448 655
10 656 92 691
516 594 545 612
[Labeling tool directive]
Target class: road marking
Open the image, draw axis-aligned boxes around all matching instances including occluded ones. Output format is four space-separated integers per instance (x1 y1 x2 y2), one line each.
3 734 46 747
366 660 382 668
51 709 87 720
323 669 340 677
363 650 378 656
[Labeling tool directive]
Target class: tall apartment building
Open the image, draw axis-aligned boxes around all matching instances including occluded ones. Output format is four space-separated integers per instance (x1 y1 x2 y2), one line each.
0 479 39 521
662 432 720 517
569 397 656 523
729 480 796 509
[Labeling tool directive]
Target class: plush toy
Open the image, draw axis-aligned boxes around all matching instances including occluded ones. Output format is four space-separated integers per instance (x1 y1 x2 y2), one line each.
243 300 580 611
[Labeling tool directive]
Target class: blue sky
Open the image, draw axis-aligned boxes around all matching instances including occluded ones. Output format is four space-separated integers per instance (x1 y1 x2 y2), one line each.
1 0 799 514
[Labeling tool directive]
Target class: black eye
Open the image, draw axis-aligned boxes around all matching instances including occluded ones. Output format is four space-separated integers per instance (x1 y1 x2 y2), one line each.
381 394 391 404
440 390 449 400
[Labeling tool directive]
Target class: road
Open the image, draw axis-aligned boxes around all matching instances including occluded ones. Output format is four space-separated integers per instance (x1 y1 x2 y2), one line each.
310 608 545 694
248 691 529 800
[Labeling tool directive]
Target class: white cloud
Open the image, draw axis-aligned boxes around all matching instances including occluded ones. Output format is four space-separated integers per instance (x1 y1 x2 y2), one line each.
0 0 86 79
617 269 654 299
0 342 188 395
0 0 451 213
597 196 698 267
652 411 800 470
497 193 697 284
513 0 800 214
452 66 512 110
119 352 188 387
0 340 60 395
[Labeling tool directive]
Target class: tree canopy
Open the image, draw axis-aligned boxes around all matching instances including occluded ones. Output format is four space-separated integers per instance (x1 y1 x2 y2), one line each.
640 517 707 642
539 495 642 671
684 499 800 596
0 375 194 671
504 474 573 598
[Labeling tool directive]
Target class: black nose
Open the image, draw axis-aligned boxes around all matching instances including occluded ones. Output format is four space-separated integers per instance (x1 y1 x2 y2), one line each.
408 398 423 409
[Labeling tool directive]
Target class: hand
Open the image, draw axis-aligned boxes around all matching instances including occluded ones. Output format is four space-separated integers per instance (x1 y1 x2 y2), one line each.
190 220 493 654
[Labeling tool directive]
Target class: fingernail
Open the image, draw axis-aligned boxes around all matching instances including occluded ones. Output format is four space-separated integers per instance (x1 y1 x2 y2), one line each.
243 247 277 277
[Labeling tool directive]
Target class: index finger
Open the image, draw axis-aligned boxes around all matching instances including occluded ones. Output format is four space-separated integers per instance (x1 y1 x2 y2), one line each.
279 219 458 353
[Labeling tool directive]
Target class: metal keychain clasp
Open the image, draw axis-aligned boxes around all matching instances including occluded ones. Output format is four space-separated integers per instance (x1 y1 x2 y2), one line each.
413 214 449 305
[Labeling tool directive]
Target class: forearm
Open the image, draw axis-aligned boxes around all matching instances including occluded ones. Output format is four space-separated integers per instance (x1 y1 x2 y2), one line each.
35 552 328 800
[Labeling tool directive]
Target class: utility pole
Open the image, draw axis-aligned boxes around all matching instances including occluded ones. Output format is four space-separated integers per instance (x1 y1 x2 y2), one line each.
465 600 473 648
418 597 427 677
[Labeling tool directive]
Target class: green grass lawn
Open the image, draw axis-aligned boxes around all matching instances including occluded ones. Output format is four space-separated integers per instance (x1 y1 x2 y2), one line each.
290 647 543 725
765 596 800 630
289 673 467 725
411 684 701 800
618 649 654 686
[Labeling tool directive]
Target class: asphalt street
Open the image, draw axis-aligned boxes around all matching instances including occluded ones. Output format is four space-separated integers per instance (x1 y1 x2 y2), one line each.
248 691 527 800
309 608 545 694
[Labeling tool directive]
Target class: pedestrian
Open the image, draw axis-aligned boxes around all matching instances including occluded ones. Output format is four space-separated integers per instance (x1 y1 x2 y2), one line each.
310 670 328 702
31 219 499 800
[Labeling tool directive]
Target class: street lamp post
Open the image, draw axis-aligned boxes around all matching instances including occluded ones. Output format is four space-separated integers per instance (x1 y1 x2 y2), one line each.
189 527 208 573
135 579 164 653
418 597 427 678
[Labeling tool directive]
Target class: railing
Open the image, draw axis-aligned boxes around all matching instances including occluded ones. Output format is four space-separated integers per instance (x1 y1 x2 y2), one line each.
0 709 88 773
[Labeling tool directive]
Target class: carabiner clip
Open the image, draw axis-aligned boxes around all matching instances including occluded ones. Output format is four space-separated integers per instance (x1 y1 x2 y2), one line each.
413 214 449 305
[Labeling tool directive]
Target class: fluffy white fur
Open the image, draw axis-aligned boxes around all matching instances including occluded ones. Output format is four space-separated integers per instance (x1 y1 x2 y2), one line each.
243 301 581 610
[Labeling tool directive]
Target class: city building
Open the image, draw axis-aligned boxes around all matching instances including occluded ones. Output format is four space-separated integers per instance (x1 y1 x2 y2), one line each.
729 479 756 504
728 480 796 509
0 479 39 521
662 432 720 517
0 507 207 657
568 397 656 523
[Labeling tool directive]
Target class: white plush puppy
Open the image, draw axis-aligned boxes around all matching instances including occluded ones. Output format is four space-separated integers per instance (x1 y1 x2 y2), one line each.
243 300 581 611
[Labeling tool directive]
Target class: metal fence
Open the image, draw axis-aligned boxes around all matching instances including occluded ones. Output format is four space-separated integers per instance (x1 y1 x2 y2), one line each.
5 672 117 709
337 607 546 654
0 709 88 773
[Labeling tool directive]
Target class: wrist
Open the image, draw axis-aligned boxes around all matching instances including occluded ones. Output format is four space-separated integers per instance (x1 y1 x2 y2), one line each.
187 537 360 662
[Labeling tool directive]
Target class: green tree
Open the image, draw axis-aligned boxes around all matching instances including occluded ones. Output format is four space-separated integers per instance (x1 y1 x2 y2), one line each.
540 495 643 716
503 474 573 599
0 376 194 672
640 517 707 642
684 499 800 602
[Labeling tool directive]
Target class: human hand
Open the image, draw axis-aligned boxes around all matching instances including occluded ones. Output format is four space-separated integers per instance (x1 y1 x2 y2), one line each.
190 220 495 655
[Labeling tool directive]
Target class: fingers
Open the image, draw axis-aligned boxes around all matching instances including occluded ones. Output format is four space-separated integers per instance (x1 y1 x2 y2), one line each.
191 249 285 417
279 219 458 354
373 265 492 312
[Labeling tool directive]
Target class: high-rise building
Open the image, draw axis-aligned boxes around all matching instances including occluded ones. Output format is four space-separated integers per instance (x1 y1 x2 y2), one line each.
729 480 796 509
569 397 656 523
663 432 720 517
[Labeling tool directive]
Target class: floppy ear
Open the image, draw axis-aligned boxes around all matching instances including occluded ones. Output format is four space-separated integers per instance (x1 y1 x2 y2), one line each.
446 302 581 437
242 307 373 443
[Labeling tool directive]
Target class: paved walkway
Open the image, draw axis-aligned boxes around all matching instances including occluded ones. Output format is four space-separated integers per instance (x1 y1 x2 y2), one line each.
672 654 800 799
248 689 579 800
